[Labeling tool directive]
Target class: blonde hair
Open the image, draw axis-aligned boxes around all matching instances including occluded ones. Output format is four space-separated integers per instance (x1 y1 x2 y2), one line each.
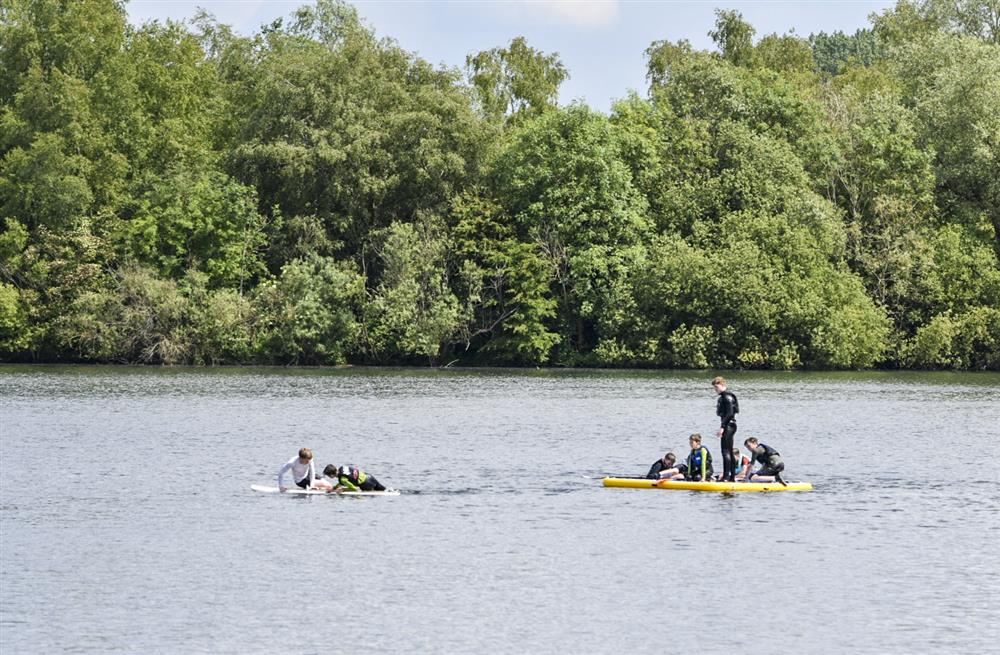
689 433 702 445
298 447 313 460
712 376 727 386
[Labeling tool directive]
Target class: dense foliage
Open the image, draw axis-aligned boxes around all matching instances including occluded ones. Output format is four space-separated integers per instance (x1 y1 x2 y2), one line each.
1 0 998 369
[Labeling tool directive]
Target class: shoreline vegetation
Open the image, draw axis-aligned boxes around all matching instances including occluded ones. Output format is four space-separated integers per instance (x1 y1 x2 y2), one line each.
1 0 998 370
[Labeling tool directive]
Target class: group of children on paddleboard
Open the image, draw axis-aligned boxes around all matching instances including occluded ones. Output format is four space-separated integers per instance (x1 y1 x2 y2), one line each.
277 448 386 493
645 377 789 486
272 376 789 493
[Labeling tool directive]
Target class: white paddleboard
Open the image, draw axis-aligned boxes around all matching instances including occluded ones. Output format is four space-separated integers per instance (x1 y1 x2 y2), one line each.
251 484 400 496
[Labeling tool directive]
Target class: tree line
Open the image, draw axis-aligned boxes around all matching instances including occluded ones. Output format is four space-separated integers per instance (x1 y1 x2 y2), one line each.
1 0 998 369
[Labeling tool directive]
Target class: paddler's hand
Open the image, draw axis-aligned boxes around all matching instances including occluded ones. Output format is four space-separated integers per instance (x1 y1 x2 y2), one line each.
716 427 723 437
279 486 287 492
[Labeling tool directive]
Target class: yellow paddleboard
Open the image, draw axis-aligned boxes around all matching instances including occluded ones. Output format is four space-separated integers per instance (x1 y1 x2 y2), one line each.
602 477 813 493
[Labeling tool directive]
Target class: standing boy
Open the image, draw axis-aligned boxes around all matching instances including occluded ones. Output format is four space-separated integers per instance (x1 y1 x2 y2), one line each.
713 376 739 482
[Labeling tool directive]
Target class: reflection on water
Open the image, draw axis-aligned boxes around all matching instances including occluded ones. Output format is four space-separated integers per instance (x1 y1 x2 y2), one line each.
2 365 999 653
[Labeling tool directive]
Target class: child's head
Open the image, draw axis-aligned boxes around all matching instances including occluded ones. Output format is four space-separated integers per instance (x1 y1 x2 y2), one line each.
663 452 676 465
743 437 759 449
732 448 741 458
689 433 702 447
711 376 727 391
323 464 338 477
298 447 313 461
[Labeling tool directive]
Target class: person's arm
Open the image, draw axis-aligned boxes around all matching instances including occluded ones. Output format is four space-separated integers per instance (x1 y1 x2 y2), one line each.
306 460 316 488
646 461 661 479
337 477 360 492
277 460 292 491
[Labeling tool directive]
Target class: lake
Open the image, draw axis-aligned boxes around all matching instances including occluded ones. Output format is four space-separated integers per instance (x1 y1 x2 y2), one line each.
2 365 998 653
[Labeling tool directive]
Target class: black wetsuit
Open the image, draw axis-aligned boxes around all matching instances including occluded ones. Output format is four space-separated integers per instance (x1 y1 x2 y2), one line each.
646 458 677 479
358 477 385 491
748 444 784 479
716 390 739 481
685 447 713 481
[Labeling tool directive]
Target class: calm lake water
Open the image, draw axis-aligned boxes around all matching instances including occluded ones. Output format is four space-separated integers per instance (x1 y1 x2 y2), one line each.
1 365 999 653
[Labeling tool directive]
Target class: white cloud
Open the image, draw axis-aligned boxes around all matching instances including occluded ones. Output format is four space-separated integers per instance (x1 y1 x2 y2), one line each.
516 1 620 28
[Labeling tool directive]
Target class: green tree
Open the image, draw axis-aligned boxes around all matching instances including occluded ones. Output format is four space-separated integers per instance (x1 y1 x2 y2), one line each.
120 19 228 182
709 9 756 67
916 225 1000 320
893 33 1000 260
52 265 192 364
123 168 267 289
808 29 883 75
823 68 936 332
0 132 93 230
218 0 487 270
872 0 1000 45
615 70 889 368
254 254 364 365
362 218 461 364
1 1 130 225
0 281 31 355
449 192 559 364
466 36 568 123
907 307 1000 369
183 271 256 364
610 92 717 235
753 33 816 73
1 0 996 370
491 105 649 360
693 123 890 368
0 0 127 98
644 39 838 189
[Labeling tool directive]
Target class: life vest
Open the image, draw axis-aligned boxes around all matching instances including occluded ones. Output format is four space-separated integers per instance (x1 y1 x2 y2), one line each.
688 447 712 479
338 466 368 486
754 444 780 464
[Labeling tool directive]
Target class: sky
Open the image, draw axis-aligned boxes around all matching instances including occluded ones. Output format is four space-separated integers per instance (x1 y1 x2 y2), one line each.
126 1 897 112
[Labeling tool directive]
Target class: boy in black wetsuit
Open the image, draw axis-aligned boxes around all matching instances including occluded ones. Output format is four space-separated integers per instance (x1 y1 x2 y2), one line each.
743 437 787 486
646 452 686 480
685 433 714 482
713 376 739 482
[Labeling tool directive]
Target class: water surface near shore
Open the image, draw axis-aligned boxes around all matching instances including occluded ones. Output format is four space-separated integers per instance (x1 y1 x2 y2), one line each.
2 365 998 653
